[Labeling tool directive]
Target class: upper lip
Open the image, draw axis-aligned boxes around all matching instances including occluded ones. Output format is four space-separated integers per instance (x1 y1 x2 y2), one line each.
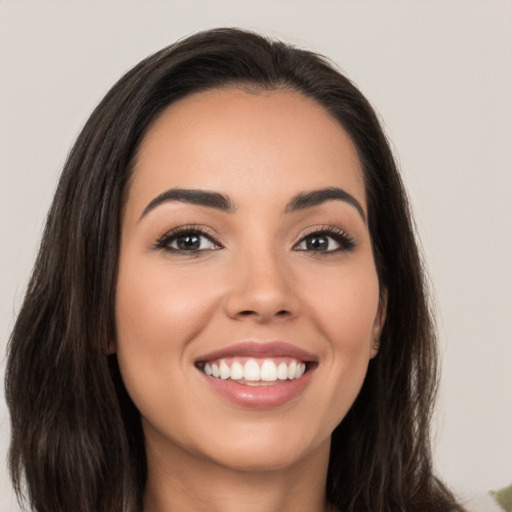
195 341 317 364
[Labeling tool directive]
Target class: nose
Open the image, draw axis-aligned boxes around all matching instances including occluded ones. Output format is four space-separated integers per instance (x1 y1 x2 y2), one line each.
224 248 300 323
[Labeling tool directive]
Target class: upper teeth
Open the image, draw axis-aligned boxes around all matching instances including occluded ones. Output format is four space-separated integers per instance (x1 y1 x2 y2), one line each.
203 358 306 382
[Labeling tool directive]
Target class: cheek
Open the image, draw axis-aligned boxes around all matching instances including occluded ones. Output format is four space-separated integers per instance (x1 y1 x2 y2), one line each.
298 259 380 408
301 258 381 350
115 257 219 350
114 256 221 413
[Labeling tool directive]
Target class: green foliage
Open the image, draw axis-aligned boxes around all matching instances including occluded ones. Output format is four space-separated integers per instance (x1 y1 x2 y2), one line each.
490 484 512 512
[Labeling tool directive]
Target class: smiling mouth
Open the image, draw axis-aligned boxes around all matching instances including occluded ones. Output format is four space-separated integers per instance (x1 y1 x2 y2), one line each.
195 342 317 407
196 357 310 385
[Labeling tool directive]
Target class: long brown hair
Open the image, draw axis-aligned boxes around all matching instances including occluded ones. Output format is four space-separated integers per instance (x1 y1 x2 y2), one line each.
5 28 465 512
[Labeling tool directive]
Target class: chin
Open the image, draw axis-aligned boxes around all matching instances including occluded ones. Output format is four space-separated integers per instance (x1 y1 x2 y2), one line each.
204 436 330 474
197 417 333 473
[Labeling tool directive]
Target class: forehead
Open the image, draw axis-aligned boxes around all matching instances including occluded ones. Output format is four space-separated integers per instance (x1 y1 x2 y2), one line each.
126 87 365 218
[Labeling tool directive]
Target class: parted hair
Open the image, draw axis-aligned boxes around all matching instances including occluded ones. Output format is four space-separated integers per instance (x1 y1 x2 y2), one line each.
5 28 465 512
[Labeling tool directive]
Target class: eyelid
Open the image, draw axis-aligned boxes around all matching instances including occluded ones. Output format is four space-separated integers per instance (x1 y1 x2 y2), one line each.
154 224 223 252
293 225 356 253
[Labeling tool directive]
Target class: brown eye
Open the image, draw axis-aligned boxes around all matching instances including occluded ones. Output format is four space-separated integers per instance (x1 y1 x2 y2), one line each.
303 234 331 251
294 228 356 254
155 228 221 253
297 234 338 251
168 232 219 252
175 234 202 250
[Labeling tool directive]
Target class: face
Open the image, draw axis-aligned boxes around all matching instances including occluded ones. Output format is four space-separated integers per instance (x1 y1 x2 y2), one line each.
115 88 385 474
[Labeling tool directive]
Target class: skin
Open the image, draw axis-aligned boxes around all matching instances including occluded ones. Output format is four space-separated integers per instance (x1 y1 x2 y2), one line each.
115 88 386 512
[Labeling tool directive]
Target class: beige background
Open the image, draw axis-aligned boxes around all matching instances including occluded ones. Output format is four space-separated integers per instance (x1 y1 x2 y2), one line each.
1 1 511 511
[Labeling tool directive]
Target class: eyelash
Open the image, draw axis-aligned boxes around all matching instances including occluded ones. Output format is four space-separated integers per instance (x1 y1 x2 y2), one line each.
294 226 356 255
154 225 356 255
154 225 222 255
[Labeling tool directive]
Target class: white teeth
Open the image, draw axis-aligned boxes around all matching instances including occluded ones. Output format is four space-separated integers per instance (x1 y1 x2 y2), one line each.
260 360 277 381
277 362 288 380
230 361 244 380
219 361 230 379
287 361 297 379
201 358 309 383
244 360 260 381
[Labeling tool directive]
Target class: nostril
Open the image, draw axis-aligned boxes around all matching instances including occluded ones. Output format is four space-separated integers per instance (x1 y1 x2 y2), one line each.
235 309 290 319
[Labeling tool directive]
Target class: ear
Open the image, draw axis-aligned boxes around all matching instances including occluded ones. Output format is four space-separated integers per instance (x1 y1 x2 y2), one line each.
370 289 387 359
105 339 117 355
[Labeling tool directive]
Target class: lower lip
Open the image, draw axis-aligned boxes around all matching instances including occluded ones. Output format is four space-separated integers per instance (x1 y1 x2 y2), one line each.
198 369 314 409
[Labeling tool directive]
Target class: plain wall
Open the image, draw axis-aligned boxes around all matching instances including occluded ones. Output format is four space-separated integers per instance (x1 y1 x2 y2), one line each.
1 1 511 511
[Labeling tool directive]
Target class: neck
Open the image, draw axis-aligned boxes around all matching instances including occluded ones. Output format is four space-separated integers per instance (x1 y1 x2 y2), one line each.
143 431 332 512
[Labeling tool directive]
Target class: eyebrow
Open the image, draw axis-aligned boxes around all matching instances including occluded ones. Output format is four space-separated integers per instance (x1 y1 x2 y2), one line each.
139 188 236 219
285 187 366 222
139 186 365 222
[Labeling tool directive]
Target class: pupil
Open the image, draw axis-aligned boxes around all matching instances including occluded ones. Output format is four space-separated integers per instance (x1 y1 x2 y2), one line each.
307 236 327 250
178 234 200 250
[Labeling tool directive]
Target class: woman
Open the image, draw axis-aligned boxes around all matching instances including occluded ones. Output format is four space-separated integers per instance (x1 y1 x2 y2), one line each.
5 28 466 512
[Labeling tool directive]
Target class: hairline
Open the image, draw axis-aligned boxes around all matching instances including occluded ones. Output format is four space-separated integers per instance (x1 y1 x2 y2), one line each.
121 80 368 224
